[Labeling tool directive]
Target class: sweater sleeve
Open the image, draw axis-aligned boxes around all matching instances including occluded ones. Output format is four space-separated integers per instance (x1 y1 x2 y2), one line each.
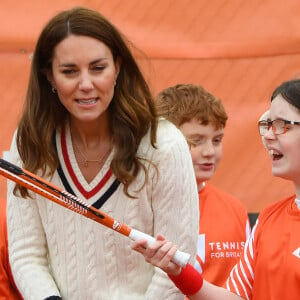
144 121 199 299
6 134 61 299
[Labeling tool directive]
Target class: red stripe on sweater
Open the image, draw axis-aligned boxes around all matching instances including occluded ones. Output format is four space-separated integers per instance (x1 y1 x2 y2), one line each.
61 126 113 199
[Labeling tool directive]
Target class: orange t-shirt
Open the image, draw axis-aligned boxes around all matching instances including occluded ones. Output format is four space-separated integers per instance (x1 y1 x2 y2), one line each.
195 183 250 287
227 195 300 299
0 199 22 299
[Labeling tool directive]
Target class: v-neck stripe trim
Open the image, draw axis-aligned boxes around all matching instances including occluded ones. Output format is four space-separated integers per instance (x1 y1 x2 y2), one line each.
60 125 114 199
57 162 120 208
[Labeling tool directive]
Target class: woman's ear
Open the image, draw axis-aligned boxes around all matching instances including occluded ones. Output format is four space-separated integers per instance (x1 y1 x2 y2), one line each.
45 71 58 94
46 71 57 91
115 57 121 80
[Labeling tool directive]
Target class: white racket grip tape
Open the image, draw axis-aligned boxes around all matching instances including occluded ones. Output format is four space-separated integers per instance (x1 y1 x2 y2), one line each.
129 229 190 267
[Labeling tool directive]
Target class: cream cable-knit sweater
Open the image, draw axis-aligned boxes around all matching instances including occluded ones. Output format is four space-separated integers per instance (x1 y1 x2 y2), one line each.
7 119 199 300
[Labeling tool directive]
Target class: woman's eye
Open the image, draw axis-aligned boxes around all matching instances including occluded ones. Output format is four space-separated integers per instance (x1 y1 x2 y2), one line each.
93 65 105 71
62 69 76 75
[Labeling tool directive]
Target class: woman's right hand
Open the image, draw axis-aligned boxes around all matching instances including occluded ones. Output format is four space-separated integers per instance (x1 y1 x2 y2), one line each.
131 234 182 276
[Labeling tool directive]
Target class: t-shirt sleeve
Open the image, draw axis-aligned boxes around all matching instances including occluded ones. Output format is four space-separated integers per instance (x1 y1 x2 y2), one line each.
226 220 259 299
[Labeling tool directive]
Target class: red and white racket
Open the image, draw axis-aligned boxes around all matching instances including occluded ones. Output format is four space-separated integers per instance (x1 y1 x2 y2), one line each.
0 158 190 267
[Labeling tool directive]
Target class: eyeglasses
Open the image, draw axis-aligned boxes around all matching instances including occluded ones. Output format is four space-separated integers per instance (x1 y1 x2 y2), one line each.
258 119 300 136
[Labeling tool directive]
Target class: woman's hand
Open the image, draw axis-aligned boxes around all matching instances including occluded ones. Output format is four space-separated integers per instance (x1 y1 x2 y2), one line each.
131 234 182 276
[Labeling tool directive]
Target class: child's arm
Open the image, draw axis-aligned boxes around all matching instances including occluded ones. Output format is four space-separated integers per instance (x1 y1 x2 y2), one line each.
132 234 242 300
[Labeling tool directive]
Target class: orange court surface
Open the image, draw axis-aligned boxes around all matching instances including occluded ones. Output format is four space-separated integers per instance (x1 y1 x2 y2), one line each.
1 0 299 212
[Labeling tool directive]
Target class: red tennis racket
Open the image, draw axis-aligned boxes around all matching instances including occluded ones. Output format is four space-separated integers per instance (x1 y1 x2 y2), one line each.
0 158 190 267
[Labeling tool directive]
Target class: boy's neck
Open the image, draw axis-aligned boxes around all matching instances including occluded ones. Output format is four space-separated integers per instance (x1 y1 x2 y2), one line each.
198 181 205 192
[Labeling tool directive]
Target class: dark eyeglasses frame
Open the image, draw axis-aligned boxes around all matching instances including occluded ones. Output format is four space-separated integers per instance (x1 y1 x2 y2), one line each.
258 118 300 136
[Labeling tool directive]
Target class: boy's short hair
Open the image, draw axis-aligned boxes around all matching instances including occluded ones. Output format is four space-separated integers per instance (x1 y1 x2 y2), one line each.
156 84 228 129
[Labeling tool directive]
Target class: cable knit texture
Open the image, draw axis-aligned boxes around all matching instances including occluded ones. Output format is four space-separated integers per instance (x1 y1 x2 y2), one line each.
7 119 199 300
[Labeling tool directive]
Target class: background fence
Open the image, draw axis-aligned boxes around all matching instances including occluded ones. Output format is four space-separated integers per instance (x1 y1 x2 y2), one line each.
1 0 299 212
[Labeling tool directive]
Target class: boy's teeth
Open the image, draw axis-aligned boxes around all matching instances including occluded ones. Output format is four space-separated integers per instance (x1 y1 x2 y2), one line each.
269 150 274 156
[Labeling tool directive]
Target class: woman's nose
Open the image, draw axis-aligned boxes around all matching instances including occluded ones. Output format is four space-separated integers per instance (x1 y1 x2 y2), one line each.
78 72 94 91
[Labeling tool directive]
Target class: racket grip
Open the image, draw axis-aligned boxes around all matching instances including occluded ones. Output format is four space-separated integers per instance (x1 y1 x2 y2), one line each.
129 229 190 267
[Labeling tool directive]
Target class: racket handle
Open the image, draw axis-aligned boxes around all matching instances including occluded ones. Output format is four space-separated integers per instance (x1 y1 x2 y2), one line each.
129 229 190 267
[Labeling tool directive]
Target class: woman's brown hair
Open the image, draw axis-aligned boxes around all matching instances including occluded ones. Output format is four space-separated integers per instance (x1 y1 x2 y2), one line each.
16 7 157 197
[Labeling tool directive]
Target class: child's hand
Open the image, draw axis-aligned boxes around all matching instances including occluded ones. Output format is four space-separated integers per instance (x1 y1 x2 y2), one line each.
131 234 182 276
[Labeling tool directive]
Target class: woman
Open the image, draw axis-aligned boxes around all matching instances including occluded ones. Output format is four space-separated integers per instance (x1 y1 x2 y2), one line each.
133 79 300 300
6 7 199 299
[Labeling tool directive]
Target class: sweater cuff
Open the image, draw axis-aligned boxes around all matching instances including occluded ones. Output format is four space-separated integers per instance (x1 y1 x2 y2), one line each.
168 263 203 296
